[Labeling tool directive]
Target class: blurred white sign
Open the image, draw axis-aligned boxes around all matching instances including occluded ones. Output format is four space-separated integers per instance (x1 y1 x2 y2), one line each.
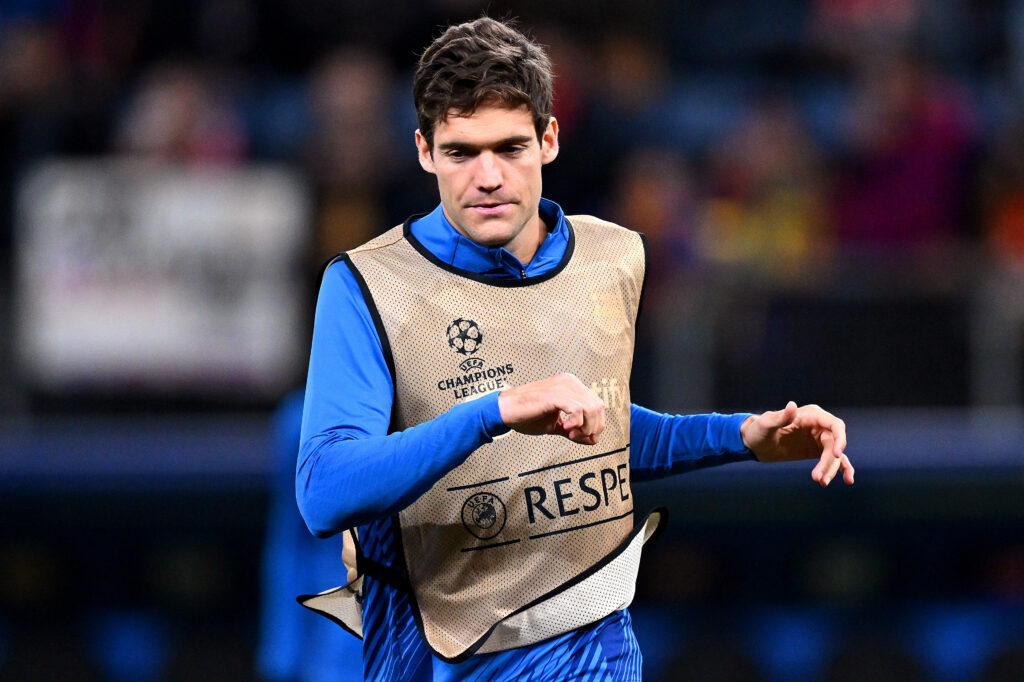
16 160 310 399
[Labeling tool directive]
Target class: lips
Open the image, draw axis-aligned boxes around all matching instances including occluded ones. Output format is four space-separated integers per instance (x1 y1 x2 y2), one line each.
469 202 512 216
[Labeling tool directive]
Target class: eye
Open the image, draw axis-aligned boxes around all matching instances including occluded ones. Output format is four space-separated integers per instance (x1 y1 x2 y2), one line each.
502 145 526 156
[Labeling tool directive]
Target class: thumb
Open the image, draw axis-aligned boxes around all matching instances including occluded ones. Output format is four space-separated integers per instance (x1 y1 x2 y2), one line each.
761 401 798 429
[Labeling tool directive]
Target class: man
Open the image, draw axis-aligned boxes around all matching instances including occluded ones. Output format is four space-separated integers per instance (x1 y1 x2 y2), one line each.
297 16 853 681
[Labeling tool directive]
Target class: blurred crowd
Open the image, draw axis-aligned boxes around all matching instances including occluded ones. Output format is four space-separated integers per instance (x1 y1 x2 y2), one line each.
2 0 1024 411
1 0 1022 270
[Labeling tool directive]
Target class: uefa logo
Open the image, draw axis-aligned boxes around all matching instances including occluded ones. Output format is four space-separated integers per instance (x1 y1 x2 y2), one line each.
461 491 506 540
447 318 483 355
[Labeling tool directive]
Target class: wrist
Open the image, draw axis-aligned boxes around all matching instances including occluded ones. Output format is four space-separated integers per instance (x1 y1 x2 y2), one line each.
740 414 758 459
484 390 512 437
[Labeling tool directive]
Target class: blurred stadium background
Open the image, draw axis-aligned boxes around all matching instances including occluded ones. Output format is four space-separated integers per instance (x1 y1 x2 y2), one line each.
1 0 1023 680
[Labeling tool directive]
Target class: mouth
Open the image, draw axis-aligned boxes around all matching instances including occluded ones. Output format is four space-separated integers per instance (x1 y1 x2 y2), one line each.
468 201 514 217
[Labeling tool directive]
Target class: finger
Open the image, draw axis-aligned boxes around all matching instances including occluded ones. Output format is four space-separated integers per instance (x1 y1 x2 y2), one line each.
578 406 594 437
829 417 847 457
558 410 573 430
823 450 843 485
811 451 828 485
813 452 854 486
763 400 799 429
566 427 598 445
559 401 600 443
799 406 846 458
558 402 583 431
575 394 605 438
589 397 606 438
840 454 855 484
815 430 835 466
811 443 842 486
576 432 599 445
577 417 598 444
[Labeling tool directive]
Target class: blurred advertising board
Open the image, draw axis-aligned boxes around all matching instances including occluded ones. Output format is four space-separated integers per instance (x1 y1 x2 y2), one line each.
15 160 310 401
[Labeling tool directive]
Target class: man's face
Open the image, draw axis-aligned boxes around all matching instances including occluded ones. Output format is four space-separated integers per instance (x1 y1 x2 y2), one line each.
415 103 559 264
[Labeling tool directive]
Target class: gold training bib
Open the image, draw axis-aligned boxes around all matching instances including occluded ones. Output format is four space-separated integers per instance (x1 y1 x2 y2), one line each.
299 215 664 662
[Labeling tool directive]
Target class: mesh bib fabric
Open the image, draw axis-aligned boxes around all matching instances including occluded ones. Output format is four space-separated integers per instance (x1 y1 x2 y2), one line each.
332 215 652 660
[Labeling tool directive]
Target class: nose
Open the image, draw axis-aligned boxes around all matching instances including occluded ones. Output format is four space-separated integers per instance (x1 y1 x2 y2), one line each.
474 151 503 192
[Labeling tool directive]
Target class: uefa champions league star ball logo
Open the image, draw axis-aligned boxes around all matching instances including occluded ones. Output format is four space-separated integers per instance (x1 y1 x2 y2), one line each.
447 318 483 355
461 492 506 540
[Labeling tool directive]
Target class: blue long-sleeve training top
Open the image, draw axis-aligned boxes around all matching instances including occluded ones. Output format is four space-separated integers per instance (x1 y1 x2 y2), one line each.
297 198 753 680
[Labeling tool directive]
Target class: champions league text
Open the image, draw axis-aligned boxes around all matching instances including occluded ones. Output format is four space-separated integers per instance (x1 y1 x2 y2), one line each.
437 363 515 399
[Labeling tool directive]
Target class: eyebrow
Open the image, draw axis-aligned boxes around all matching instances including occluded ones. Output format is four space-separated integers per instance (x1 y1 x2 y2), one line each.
437 135 535 153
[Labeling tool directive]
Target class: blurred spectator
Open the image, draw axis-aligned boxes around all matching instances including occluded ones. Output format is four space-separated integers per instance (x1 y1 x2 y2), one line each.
534 27 591 147
978 115 1024 265
606 147 710 408
810 0 926 59
115 63 248 164
529 26 603 213
0 19 67 107
579 31 676 191
830 50 978 256
0 18 70 254
610 147 700 286
305 47 400 258
698 97 831 284
971 114 1024 405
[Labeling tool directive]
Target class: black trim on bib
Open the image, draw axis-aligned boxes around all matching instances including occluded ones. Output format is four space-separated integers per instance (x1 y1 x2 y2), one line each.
635 231 650 333
401 214 577 287
316 252 344 292
389 509 436 652
333 254 397 389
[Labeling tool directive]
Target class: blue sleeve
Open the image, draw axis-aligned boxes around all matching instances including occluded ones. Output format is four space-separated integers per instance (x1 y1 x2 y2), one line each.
297 260 510 537
628 403 755 481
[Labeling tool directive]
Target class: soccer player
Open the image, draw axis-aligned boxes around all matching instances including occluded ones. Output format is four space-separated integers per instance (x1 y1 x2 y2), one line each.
297 16 854 681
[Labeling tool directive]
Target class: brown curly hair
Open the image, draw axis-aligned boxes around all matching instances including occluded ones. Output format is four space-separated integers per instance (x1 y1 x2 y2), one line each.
413 17 554 150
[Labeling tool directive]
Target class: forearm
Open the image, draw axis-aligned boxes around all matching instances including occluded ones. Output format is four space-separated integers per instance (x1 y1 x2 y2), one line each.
297 392 509 536
629 403 754 481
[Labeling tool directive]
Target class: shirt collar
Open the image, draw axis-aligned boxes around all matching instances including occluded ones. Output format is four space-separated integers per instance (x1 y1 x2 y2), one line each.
409 198 569 278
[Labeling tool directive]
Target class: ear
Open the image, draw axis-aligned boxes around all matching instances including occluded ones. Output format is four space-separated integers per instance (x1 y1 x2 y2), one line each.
540 117 559 165
415 129 436 174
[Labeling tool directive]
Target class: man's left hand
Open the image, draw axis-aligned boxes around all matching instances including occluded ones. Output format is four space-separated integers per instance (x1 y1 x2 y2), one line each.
740 401 854 486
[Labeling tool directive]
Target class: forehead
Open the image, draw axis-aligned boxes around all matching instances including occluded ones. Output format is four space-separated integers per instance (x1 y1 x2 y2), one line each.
434 103 536 144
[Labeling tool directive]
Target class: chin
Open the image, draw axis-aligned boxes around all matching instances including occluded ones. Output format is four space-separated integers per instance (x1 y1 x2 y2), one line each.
474 233 515 250
462 222 516 247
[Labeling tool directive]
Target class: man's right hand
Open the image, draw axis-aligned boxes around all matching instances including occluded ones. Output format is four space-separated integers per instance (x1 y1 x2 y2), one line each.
497 373 605 445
